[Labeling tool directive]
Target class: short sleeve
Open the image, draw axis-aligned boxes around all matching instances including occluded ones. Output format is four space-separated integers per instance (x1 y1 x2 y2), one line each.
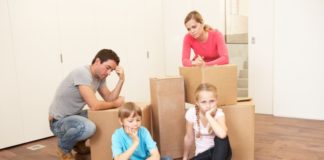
141 127 157 152
215 108 225 119
111 130 123 158
72 67 92 86
185 107 196 123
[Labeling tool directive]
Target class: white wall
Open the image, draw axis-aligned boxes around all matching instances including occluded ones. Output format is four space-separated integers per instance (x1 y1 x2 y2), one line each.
249 0 274 114
273 0 324 120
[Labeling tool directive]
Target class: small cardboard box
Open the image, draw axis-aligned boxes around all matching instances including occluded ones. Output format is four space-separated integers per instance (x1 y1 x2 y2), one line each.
89 102 152 160
150 76 186 158
179 64 237 106
220 101 255 160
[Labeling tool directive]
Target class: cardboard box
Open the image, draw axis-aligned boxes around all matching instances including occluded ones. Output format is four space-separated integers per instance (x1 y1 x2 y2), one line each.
179 64 237 106
150 76 186 158
89 102 152 160
219 101 255 160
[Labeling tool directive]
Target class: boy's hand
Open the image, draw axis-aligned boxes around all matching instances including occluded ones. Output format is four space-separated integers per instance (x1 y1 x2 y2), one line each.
125 127 139 144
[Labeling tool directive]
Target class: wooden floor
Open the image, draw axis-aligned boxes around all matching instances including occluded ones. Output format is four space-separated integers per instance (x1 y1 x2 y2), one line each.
1 114 324 160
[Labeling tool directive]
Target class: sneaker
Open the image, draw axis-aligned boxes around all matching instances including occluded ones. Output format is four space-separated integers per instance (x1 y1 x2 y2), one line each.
57 146 74 160
73 140 90 154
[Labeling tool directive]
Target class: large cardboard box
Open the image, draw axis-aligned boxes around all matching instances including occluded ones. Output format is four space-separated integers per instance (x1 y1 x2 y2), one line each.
150 76 186 158
220 101 255 160
179 64 237 106
89 102 152 160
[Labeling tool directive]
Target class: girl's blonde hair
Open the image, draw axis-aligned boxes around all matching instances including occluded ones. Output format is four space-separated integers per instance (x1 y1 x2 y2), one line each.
184 10 213 31
194 83 218 138
118 102 142 121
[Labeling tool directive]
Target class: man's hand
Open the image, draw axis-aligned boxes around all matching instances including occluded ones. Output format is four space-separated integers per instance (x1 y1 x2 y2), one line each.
115 66 125 81
114 96 125 107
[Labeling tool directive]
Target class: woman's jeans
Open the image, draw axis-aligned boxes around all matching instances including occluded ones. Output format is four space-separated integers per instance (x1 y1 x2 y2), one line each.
49 110 96 154
191 136 232 160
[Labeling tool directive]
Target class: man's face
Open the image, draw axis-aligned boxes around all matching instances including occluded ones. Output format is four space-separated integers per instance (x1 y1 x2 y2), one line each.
96 59 117 80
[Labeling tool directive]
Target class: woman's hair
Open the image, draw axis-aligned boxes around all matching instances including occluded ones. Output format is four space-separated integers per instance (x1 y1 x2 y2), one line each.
118 102 142 121
91 48 120 65
184 10 213 31
194 83 218 138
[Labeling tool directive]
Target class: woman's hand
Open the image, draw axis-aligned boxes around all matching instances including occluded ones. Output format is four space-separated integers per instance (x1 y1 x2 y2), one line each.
192 56 205 66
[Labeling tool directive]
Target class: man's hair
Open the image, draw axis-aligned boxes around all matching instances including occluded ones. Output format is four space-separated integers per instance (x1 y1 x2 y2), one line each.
91 49 120 65
118 102 142 121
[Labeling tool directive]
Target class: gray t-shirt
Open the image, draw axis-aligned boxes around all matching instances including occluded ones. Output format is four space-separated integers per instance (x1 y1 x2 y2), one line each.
49 65 106 119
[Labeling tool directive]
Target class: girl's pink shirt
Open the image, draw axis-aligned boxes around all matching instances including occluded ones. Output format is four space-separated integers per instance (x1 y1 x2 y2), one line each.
182 29 229 66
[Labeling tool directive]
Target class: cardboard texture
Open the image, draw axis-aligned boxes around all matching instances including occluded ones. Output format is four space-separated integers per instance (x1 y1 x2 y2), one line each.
220 101 255 160
88 102 151 160
179 64 237 106
150 76 186 158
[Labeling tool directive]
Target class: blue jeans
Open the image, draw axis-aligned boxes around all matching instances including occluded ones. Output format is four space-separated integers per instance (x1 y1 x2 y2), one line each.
49 110 96 154
161 156 173 160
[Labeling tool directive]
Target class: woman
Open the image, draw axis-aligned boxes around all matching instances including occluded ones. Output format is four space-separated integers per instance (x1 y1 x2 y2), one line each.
182 11 229 67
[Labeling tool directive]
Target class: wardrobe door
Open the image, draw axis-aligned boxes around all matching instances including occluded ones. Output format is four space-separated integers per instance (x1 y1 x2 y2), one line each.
0 0 24 149
57 0 98 76
8 0 62 142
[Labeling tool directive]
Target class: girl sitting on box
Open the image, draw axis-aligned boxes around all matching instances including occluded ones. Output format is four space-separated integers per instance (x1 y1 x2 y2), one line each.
182 83 232 160
111 102 172 160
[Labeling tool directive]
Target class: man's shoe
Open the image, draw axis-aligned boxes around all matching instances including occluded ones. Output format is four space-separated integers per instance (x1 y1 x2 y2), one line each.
57 146 74 160
73 140 90 154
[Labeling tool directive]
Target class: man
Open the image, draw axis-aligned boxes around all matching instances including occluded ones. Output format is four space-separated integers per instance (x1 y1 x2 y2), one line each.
49 49 125 160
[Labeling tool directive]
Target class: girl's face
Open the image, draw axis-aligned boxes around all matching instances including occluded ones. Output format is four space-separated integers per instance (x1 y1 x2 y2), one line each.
120 112 142 132
185 19 204 39
196 90 217 113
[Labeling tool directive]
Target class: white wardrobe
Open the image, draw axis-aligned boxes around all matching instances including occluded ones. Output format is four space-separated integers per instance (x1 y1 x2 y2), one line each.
0 0 164 149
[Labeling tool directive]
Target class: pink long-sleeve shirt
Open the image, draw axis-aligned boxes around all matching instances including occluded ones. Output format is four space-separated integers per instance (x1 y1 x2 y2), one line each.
182 29 229 66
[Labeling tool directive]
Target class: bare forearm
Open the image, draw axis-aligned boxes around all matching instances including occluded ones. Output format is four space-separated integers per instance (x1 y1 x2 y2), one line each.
206 116 227 138
105 80 124 101
90 101 118 111
115 142 138 160
183 135 194 159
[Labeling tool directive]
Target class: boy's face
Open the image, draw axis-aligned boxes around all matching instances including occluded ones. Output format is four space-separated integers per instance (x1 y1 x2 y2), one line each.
120 112 142 132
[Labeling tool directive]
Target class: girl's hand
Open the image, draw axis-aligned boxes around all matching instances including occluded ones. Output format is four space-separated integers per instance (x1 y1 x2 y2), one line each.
205 107 217 118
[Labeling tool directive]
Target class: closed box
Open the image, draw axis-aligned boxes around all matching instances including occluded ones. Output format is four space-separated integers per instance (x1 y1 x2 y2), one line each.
179 64 237 106
89 102 152 160
150 76 186 158
220 101 255 160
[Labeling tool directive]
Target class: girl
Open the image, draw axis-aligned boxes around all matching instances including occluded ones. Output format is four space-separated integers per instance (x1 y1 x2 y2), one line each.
182 83 232 160
182 10 229 67
111 102 172 160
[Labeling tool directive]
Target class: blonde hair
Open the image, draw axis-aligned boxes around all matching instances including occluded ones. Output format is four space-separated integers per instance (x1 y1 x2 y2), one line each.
184 10 213 31
194 83 218 138
118 102 142 121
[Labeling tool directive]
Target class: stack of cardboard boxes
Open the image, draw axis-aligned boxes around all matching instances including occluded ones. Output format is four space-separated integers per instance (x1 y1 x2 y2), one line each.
179 64 255 160
88 64 255 160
